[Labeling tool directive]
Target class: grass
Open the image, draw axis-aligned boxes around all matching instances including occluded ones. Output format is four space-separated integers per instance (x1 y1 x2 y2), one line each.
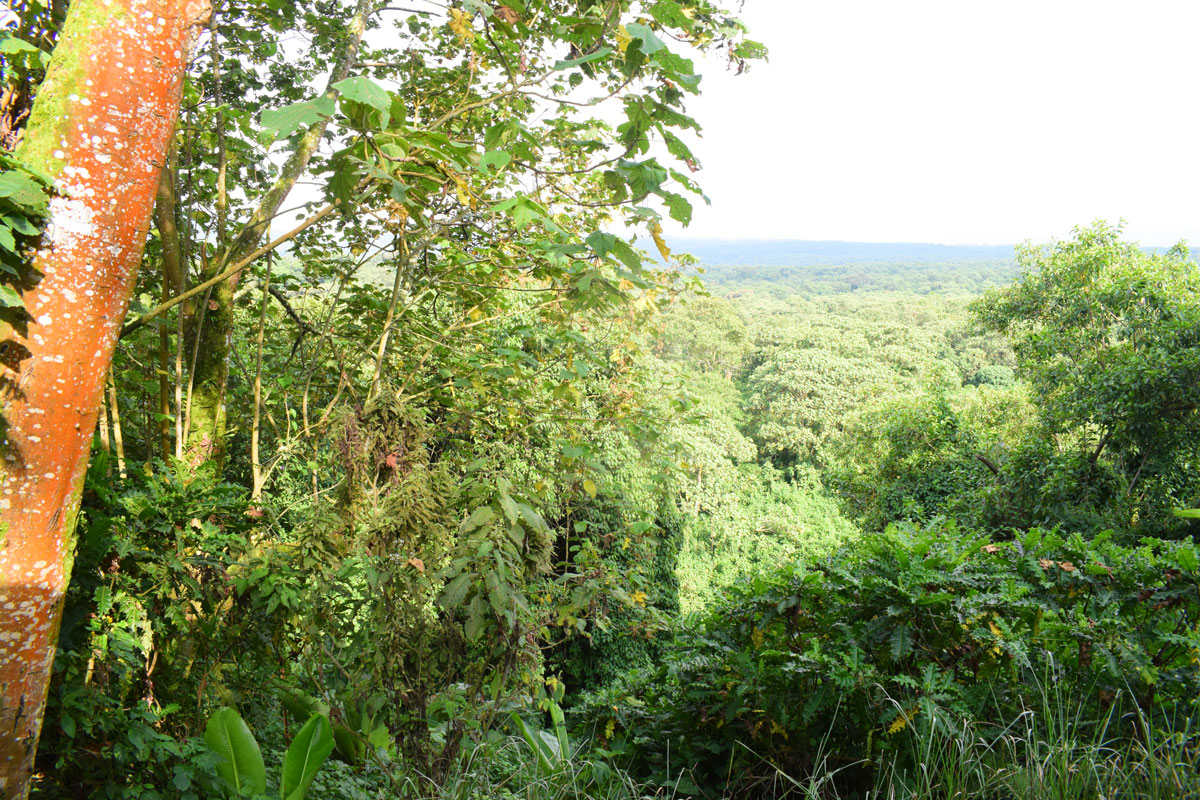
868 684 1200 800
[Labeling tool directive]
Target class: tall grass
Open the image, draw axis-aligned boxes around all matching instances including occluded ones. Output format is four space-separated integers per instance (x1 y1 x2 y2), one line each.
869 681 1200 800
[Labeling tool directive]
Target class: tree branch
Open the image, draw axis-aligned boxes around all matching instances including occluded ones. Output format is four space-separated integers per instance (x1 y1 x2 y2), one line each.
120 203 336 338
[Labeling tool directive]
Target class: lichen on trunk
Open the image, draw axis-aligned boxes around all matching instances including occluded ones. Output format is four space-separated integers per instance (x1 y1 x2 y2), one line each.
0 0 209 795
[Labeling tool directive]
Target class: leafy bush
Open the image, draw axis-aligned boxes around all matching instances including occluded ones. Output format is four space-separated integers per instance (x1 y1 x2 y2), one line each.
36 457 287 797
576 520 1200 796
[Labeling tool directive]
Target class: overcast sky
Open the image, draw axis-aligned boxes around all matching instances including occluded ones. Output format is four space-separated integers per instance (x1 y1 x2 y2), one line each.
665 0 1200 246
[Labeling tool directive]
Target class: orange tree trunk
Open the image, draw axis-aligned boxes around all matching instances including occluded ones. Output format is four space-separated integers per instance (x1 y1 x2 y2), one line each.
0 0 208 795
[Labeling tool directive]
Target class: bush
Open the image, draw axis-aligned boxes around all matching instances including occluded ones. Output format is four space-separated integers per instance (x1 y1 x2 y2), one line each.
575 520 1200 796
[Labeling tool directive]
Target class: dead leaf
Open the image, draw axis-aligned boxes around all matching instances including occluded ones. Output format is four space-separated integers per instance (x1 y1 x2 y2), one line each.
408 557 425 573
495 4 518 23
650 221 671 261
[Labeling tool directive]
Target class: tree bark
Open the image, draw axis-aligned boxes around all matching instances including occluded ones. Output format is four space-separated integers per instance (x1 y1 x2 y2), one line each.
0 0 208 794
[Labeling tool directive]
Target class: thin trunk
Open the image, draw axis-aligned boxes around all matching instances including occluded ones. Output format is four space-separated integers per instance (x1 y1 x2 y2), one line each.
183 284 214 451
0 0 207 793
97 385 111 475
175 111 195 461
154 147 182 460
184 0 375 469
210 5 227 250
251 255 271 501
185 6 229 467
157 312 172 459
107 375 127 480
1090 427 1113 466
370 241 409 400
175 291 186 460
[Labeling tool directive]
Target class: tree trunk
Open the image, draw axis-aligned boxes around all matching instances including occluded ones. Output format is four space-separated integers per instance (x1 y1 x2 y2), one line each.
184 0 374 469
0 0 208 795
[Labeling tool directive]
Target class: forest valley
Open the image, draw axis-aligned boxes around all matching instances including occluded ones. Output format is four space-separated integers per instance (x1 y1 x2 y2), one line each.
1 1 1198 798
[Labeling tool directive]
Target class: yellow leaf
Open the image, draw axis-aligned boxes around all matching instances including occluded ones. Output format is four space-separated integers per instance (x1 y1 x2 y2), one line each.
988 619 1002 637
615 24 632 54
630 590 647 606
583 478 597 498
449 8 475 43
453 175 477 210
650 221 671 261
887 705 920 735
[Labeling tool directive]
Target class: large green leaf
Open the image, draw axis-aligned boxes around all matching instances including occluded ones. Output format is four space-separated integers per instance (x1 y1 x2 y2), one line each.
205 708 266 797
333 76 392 129
259 97 336 144
625 23 665 55
281 714 335 800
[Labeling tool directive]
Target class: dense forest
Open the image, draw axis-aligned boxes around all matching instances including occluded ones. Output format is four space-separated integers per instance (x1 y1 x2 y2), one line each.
2 1 1199 799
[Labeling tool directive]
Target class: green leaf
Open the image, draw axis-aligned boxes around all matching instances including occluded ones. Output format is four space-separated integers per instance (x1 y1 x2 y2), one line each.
461 505 497 532
1175 544 1198 572
478 150 511 173
0 170 48 214
608 238 643 273
889 626 913 660
278 688 329 722
625 23 665 55
333 77 392 129
662 191 692 225
0 36 41 55
2 212 40 236
553 46 614 70
0 226 15 253
1171 508 1200 519
204 708 266 797
500 494 520 525
0 283 23 311
281 714 335 800
441 573 472 608
259 97 336 144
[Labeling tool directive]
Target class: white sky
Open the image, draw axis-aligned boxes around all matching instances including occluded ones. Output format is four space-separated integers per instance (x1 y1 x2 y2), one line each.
665 0 1200 246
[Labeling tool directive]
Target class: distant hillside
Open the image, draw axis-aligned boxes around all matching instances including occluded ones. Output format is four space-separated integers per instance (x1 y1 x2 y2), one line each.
655 239 1020 296
668 239 1016 267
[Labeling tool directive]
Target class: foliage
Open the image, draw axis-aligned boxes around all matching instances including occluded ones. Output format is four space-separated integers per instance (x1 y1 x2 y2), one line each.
204 706 335 800
974 220 1200 534
577 520 1200 796
830 387 1035 532
36 457 290 797
0 148 51 315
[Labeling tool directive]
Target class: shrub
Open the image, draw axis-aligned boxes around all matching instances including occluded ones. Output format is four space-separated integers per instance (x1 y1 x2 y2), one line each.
576 520 1200 796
